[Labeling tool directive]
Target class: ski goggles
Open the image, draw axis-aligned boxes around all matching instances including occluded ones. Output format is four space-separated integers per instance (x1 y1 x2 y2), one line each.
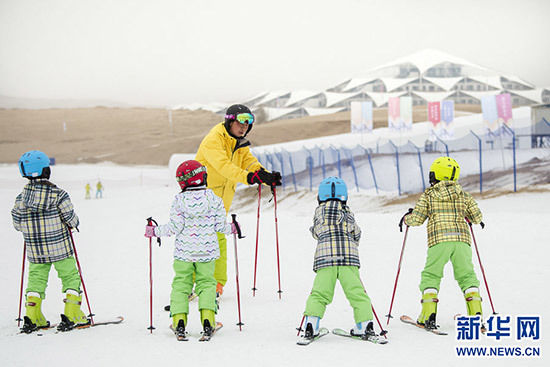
225 112 255 125
176 166 206 182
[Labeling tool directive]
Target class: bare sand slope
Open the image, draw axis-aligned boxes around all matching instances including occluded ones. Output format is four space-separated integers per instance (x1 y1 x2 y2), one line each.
0 105 480 165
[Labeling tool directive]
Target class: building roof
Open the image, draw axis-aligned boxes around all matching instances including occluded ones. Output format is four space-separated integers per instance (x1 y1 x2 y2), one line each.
370 48 490 75
284 90 324 107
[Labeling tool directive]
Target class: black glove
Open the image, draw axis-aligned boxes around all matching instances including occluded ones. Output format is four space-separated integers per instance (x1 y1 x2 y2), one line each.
398 208 413 232
480 221 485 229
247 168 282 187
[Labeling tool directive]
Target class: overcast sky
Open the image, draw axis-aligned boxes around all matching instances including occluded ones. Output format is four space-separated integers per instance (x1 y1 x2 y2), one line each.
1 0 549 107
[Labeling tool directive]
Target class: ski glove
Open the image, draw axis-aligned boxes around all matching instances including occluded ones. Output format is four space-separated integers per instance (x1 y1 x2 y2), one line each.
398 208 413 232
231 221 242 235
144 225 157 238
247 168 282 187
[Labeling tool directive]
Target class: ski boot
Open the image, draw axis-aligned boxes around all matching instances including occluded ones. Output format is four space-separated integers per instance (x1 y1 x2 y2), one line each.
304 315 321 339
57 290 90 331
464 287 486 333
172 313 188 341
20 293 50 334
201 309 216 338
417 288 439 330
351 320 385 343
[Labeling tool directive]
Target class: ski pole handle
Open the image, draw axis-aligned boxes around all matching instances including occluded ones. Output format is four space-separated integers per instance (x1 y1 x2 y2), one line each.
231 214 244 239
146 217 161 246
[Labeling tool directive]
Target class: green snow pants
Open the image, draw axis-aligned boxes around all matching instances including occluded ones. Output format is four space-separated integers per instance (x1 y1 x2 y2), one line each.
304 266 373 323
214 233 227 286
419 241 480 293
171 259 217 316
26 256 81 299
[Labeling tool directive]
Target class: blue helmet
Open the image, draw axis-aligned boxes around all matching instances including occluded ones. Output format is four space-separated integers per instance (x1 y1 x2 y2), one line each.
318 176 348 202
18 150 50 178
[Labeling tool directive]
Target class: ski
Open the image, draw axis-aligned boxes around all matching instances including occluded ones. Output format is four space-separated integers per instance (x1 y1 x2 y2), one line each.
19 316 58 335
400 315 447 335
331 328 388 344
198 322 223 342
56 315 124 333
169 324 189 341
296 327 329 345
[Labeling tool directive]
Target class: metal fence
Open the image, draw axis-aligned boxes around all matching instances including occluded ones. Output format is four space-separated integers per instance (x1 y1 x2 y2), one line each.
253 119 550 195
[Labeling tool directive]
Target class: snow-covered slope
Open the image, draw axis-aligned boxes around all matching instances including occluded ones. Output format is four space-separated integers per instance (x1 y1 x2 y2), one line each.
0 164 548 366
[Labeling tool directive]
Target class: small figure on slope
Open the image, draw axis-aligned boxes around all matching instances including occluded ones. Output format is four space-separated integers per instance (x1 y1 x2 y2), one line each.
144 160 239 340
402 157 485 331
301 177 384 343
12 150 89 333
96 180 103 199
85 183 91 200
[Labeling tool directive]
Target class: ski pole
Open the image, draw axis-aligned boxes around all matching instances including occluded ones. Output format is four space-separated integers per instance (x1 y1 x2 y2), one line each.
68 228 95 325
272 186 283 299
16 242 27 327
466 218 497 314
146 217 160 333
371 304 388 338
359 277 388 338
386 225 409 325
232 214 244 331
296 315 305 336
252 185 261 296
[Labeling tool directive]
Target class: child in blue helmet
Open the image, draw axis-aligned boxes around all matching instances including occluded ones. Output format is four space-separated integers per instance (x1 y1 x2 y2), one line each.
300 176 384 343
12 150 89 333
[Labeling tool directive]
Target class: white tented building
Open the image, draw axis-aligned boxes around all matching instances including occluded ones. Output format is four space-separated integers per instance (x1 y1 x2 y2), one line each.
206 49 549 121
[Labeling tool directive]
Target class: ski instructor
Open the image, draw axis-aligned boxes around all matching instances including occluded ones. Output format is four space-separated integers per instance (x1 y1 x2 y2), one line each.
195 104 282 296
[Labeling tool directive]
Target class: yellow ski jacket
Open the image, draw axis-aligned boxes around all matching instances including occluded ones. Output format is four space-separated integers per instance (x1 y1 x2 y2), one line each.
195 122 263 212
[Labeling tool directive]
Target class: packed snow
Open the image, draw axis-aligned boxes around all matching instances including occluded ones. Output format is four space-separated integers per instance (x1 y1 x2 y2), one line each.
0 163 548 367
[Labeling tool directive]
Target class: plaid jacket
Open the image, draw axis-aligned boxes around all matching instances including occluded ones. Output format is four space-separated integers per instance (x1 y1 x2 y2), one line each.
12 179 79 264
404 181 482 248
310 200 362 272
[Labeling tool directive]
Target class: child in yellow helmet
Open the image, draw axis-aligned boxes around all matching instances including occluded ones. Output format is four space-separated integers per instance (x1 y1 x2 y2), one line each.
402 157 485 330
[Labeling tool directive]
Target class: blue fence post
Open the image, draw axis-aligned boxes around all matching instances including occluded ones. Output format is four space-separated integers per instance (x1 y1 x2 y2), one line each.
330 145 342 178
364 147 379 194
275 151 285 191
409 140 426 191
502 124 517 192
318 146 326 178
435 135 450 156
283 149 298 192
266 152 274 172
389 140 401 196
344 148 359 192
304 148 313 192
470 130 483 194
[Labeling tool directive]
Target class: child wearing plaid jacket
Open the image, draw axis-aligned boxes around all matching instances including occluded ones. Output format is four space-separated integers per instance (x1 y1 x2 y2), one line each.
12 150 89 333
301 177 383 342
403 157 484 330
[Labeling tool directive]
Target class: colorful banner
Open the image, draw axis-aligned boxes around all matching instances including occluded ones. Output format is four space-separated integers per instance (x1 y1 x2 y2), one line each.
496 93 513 127
441 100 455 139
350 101 373 133
388 97 400 130
481 95 499 132
400 96 413 130
428 101 441 126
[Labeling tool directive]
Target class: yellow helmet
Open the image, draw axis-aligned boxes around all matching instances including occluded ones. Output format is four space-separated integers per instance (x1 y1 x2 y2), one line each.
429 156 460 184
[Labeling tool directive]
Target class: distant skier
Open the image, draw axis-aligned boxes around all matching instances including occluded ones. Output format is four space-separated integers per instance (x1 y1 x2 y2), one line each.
301 177 384 343
96 180 103 199
195 104 281 297
144 160 240 340
85 183 91 199
12 150 90 333
401 156 484 330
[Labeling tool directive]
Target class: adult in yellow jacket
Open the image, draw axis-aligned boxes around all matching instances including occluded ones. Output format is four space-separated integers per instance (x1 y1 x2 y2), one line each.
195 104 281 295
